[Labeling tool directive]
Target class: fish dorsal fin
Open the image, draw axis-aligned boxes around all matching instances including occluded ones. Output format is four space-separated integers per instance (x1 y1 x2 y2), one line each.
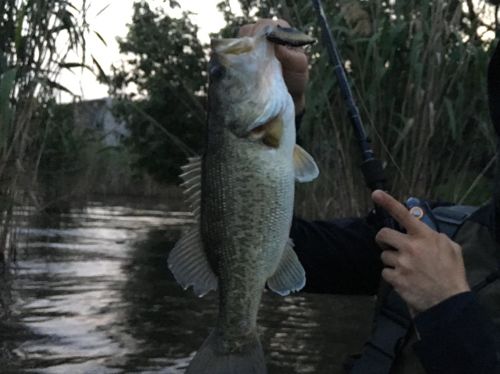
293 145 319 182
267 239 306 296
180 156 202 218
168 156 218 297
168 226 218 297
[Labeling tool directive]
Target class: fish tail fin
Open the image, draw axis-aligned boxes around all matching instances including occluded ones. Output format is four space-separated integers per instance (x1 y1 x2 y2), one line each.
186 330 267 374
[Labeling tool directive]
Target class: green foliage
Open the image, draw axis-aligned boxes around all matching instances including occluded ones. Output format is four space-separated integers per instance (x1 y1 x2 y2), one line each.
219 0 497 217
36 102 93 209
109 2 206 183
107 0 497 216
0 0 89 306
322 1 493 215
35 101 140 211
0 68 17 145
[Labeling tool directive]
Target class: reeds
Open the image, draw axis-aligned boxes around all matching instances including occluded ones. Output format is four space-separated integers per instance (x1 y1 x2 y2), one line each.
0 0 88 267
285 0 497 218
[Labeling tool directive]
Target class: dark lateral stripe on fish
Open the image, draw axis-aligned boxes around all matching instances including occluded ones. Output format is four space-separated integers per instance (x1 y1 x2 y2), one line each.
265 25 315 47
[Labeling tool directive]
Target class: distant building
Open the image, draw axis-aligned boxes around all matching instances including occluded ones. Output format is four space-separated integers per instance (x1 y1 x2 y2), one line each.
73 98 129 146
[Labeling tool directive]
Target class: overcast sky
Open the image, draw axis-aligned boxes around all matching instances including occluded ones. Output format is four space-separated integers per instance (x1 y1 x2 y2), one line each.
59 0 241 102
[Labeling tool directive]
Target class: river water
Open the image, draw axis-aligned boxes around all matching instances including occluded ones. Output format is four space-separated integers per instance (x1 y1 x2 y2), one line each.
1 198 374 373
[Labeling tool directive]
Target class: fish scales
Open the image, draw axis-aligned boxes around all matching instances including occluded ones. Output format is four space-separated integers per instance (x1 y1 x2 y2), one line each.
203 130 295 348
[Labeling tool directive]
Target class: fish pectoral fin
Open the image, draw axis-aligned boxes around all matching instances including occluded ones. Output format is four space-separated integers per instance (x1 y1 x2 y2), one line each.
267 239 306 296
293 144 319 182
168 226 218 297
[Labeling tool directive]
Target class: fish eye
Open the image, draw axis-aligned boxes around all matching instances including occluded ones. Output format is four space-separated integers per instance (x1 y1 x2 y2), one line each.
209 64 226 80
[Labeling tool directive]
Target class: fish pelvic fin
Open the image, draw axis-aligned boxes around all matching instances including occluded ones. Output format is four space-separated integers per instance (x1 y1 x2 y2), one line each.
293 145 319 182
186 330 267 374
267 239 306 296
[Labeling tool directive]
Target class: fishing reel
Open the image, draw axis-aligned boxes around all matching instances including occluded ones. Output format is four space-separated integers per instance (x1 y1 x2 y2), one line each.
373 196 439 233
405 197 438 231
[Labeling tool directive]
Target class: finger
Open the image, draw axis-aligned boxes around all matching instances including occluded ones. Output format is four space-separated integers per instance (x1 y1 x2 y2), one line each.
375 227 409 252
275 45 308 74
377 241 395 252
256 18 290 29
238 19 291 38
372 190 430 235
282 69 308 99
238 24 254 37
274 19 291 28
381 267 398 285
380 250 399 268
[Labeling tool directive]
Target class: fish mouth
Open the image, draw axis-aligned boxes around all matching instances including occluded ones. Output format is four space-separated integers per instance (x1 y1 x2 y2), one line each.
247 116 283 148
265 25 316 47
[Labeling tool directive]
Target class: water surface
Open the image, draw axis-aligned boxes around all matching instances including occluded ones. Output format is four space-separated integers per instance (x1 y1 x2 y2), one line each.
1 199 374 373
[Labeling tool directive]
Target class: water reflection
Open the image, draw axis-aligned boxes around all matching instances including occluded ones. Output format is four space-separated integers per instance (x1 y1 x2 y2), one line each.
1 199 374 373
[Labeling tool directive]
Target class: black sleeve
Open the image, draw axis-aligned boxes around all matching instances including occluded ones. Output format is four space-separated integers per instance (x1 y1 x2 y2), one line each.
290 215 383 295
413 292 500 374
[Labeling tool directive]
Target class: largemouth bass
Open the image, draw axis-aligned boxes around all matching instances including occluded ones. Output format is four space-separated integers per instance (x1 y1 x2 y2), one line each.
168 26 318 374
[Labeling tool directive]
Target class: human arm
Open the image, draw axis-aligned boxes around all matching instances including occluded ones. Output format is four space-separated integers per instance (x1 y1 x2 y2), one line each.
291 215 382 295
413 292 499 374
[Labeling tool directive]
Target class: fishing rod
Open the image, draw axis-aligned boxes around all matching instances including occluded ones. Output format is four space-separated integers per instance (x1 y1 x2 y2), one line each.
309 5 421 374
310 0 393 228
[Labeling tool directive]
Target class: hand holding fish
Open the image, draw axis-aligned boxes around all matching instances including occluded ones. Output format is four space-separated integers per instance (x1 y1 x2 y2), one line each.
239 19 309 115
372 190 470 315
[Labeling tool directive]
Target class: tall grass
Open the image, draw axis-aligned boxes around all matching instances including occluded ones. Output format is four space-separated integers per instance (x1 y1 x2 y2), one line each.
278 0 497 218
217 0 496 218
0 0 88 316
